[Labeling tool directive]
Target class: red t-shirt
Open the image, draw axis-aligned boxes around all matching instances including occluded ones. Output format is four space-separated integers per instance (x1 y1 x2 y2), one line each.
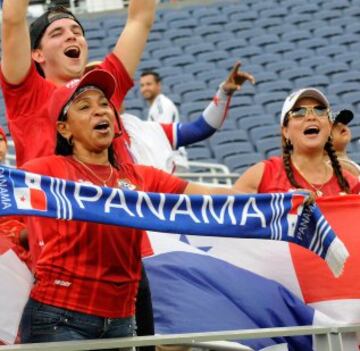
22 155 188 318
0 54 133 167
258 156 359 195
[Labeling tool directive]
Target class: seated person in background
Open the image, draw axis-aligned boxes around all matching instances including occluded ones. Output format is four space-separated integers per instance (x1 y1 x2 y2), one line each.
0 126 30 268
330 109 360 177
140 70 185 171
234 88 359 196
19 69 237 344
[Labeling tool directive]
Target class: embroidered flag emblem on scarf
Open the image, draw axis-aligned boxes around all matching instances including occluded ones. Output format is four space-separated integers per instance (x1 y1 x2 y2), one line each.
13 173 47 211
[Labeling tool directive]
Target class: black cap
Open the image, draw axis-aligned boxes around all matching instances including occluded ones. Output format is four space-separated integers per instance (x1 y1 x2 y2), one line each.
334 109 354 125
30 6 85 50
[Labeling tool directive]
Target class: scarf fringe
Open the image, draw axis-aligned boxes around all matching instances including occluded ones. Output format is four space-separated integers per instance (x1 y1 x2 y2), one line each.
325 237 349 277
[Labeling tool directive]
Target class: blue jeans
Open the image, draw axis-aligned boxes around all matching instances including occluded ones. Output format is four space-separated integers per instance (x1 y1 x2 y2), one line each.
20 298 136 348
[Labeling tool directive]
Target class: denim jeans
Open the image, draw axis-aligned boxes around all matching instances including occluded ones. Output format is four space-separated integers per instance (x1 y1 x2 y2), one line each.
20 298 136 349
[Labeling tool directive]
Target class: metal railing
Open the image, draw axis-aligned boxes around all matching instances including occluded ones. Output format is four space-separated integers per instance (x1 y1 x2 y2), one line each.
1 324 360 351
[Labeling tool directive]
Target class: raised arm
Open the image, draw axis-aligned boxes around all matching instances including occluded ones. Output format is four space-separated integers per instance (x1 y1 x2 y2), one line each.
113 0 156 78
1 0 32 85
175 62 256 148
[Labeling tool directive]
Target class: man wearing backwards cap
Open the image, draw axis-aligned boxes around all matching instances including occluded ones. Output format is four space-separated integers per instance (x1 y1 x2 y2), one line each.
0 0 156 167
331 109 360 177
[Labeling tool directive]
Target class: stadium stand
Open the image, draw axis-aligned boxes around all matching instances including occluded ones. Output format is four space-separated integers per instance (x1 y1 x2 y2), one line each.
2 0 360 175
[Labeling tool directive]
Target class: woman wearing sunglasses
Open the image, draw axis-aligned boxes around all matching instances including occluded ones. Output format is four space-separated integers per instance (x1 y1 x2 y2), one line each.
234 88 359 196
19 69 236 344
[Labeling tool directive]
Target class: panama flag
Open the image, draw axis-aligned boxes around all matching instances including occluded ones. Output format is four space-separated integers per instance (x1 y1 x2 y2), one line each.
0 237 33 345
144 195 360 351
13 173 47 211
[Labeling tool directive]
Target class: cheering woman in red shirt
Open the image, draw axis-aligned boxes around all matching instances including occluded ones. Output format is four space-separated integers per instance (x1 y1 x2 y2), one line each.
234 88 359 195
19 69 235 344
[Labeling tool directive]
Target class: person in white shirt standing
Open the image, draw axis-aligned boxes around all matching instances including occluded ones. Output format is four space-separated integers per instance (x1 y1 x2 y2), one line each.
140 70 189 170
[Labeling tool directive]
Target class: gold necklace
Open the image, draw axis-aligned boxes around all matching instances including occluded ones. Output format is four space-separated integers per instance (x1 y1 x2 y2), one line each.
72 156 114 187
291 160 330 197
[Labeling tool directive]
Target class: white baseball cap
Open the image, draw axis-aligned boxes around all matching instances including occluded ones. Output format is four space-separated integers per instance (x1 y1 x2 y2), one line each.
280 88 330 126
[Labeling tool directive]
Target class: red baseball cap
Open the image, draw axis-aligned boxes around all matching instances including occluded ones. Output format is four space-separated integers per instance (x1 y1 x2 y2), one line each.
49 69 116 123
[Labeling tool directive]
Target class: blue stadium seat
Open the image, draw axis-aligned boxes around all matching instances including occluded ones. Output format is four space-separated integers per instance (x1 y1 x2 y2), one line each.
251 53 280 66
209 130 249 147
259 7 288 18
294 75 330 89
283 49 314 61
137 59 162 71
280 67 314 81
250 125 281 142
238 116 276 132
317 44 345 57
257 80 293 93
88 48 108 61
255 17 283 30
204 32 235 45
282 30 312 43
221 4 251 17
217 39 247 52
194 24 223 37
214 142 254 162
253 71 278 84
184 43 216 56
163 11 189 23
146 39 173 53
228 105 265 124
322 0 351 10
316 62 349 76
331 34 359 46
229 96 253 109
183 90 214 102
230 10 258 22
250 34 279 47
351 59 360 70
287 3 319 14
172 81 207 97
332 71 360 83
231 46 263 60
102 17 126 32
224 153 263 173
186 62 216 75
191 7 219 18
87 39 102 49
173 36 204 48
316 9 343 21
167 18 198 30
86 29 106 41
163 74 196 91
82 19 102 32
346 22 360 34
341 92 360 106
147 32 163 42
187 146 212 161
266 60 295 73
223 21 253 33
327 82 360 97
297 38 328 50
163 55 196 67
163 28 192 41
254 92 287 106
299 56 331 69
180 102 207 119
200 14 228 26
151 21 168 33
255 137 281 158
152 47 182 61
155 66 182 80
195 69 227 84
265 42 296 55
285 13 312 26
236 28 266 41
197 50 229 63
270 24 298 36
314 26 344 39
